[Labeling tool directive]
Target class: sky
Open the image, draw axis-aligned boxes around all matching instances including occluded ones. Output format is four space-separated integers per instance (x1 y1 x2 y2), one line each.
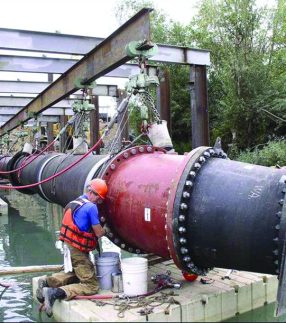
0 0 276 37
0 0 277 115
0 0 198 37
0 0 201 89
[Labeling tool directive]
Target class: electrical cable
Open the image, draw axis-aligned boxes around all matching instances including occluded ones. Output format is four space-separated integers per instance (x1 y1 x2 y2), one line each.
108 105 130 154
7 138 19 154
62 114 78 153
0 113 79 175
0 134 104 190
0 136 58 175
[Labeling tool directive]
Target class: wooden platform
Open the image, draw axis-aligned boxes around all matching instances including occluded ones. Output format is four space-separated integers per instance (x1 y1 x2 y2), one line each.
32 259 278 322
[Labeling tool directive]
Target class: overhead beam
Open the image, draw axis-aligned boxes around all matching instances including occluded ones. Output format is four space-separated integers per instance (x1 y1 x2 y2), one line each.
0 55 158 77
151 44 210 66
0 55 78 74
0 28 210 65
0 28 103 55
0 8 152 135
0 106 111 116
0 113 107 127
0 107 74 116
0 81 118 96
0 96 74 107
0 115 59 123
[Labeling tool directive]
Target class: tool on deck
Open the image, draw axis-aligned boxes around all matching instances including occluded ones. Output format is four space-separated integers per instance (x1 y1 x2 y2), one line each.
221 269 234 280
151 271 182 290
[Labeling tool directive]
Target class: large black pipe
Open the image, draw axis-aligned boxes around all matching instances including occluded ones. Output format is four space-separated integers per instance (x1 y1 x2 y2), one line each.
10 152 107 207
173 156 286 275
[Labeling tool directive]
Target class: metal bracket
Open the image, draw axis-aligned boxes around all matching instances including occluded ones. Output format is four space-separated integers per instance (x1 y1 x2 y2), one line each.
27 111 38 119
74 78 96 90
125 40 158 59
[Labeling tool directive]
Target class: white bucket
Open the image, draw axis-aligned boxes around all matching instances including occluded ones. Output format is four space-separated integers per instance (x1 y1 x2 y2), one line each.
121 257 148 296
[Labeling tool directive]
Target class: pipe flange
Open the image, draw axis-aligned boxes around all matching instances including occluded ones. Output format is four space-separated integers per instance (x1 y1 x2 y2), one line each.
276 176 286 274
173 147 226 276
100 145 166 254
8 150 34 195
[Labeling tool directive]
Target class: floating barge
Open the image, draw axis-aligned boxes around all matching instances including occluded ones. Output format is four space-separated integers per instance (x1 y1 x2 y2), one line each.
32 259 278 322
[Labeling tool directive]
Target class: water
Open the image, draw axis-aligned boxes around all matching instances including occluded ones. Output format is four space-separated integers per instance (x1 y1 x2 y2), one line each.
0 190 286 322
0 191 63 322
224 303 286 322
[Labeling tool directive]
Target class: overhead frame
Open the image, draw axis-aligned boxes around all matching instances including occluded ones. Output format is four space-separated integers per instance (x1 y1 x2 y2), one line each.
0 8 154 134
0 8 211 148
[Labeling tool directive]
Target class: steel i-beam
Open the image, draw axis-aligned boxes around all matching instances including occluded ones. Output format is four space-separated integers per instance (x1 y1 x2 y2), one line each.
0 8 152 135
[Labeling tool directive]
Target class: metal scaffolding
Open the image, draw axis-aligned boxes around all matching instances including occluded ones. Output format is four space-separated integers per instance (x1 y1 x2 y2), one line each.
0 8 211 148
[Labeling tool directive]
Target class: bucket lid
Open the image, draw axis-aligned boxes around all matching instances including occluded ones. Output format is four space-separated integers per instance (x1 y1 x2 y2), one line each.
121 257 147 265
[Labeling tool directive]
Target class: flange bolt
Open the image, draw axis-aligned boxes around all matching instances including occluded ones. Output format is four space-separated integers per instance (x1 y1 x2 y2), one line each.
179 215 185 222
179 227 186 233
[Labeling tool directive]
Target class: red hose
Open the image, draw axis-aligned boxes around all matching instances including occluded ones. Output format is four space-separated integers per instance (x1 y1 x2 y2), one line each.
0 137 103 190
73 286 166 301
74 294 114 300
0 137 58 175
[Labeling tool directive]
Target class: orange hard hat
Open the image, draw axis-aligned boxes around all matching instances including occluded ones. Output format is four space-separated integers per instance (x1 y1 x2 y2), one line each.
88 178 108 199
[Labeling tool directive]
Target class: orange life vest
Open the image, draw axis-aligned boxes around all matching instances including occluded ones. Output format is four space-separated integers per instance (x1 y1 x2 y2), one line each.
59 198 97 253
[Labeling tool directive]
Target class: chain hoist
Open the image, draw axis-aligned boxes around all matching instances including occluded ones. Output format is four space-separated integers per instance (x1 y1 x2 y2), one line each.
30 116 41 150
107 40 161 156
126 40 161 133
71 78 96 144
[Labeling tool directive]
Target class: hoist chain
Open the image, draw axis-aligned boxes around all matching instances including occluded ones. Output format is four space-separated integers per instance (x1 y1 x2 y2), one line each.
138 90 161 123
104 41 161 156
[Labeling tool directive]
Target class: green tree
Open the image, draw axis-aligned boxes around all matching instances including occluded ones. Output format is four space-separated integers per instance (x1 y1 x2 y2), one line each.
114 0 286 154
189 0 274 150
190 0 286 152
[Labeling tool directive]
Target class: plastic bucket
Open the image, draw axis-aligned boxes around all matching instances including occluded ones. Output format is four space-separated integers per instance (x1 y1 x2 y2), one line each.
111 272 123 293
95 252 120 290
121 257 148 296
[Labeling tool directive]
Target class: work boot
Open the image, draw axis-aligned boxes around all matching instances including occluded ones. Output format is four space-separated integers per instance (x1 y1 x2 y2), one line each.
42 287 66 317
36 277 48 303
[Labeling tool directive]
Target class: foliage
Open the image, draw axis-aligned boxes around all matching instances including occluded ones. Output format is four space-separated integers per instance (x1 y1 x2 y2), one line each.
115 0 286 155
235 139 286 167
189 0 286 151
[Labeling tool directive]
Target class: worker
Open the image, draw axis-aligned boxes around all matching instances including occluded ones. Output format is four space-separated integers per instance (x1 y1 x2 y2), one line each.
36 178 108 317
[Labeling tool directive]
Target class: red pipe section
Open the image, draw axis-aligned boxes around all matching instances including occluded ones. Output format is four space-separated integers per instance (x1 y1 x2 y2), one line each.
100 146 195 260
